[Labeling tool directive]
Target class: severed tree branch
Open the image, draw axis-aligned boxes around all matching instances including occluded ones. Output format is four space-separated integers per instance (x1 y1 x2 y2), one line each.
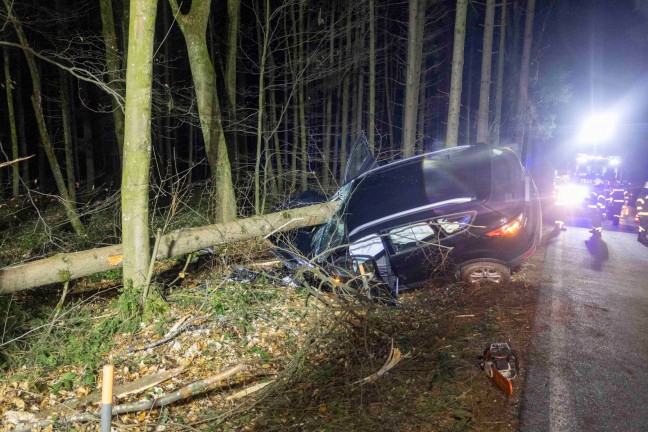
10 363 247 432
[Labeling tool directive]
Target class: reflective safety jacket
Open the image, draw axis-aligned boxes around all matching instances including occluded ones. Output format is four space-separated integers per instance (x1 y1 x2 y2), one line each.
637 189 648 217
607 188 625 207
588 185 606 210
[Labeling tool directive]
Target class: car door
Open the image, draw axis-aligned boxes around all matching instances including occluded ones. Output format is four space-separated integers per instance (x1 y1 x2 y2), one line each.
383 219 444 286
343 132 379 184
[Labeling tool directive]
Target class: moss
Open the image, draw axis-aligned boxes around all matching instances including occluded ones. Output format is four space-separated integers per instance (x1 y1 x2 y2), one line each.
57 269 71 283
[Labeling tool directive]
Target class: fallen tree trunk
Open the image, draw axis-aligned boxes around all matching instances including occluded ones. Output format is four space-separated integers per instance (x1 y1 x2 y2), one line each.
0 202 337 294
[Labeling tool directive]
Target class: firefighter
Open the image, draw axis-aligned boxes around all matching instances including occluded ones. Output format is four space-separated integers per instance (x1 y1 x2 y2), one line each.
606 186 626 226
636 181 648 244
588 178 606 237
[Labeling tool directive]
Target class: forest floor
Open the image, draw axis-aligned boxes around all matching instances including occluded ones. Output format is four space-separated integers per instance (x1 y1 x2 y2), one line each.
0 193 550 431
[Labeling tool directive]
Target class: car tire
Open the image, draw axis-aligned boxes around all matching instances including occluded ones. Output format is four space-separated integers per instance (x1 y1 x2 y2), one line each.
460 262 511 284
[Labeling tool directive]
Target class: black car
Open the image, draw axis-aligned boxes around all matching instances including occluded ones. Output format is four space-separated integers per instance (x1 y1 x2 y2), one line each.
273 135 542 294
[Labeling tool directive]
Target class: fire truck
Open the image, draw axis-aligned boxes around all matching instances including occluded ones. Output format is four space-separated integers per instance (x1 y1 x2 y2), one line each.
553 153 623 217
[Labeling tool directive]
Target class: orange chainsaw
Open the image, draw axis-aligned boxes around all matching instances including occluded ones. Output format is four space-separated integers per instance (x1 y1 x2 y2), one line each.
481 342 518 396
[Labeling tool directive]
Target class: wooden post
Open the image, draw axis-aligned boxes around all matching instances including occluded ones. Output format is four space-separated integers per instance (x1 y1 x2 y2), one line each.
101 364 114 432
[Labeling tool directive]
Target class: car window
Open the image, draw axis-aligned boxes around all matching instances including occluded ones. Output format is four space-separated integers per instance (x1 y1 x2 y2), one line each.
388 222 436 253
421 148 492 203
490 150 524 202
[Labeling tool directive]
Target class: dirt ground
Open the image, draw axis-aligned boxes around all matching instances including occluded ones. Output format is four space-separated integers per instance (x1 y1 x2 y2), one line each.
0 236 548 431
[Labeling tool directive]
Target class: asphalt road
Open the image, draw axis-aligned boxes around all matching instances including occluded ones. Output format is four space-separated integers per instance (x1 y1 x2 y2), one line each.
520 223 648 432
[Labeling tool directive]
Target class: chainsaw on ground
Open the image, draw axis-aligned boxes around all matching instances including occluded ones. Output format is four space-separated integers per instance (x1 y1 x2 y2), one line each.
481 342 519 396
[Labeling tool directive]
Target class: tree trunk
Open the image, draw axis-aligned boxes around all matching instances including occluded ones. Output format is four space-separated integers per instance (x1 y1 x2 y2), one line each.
254 0 269 213
465 37 473 144
4 0 85 235
99 0 126 163
476 0 496 143
298 0 308 192
121 0 158 292
322 3 336 191
225 0 239 113
80 83 96 190
3 47 20 197
383 23 395 155
339 4 352 184
445 0 468 148
417 69 426 153
0 202 338 294
268 54 284 193
59 70 76 203
401 0 424 157
493 0 507 146
168 0 236 224
224 0 240 180
14 68 28 185
368 0 376 155
515 0 536 146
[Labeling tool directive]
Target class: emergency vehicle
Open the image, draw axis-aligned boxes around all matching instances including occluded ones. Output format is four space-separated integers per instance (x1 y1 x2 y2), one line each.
553 153 623 212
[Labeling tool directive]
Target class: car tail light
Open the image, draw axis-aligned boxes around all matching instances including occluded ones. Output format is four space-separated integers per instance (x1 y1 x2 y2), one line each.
486 214 523 237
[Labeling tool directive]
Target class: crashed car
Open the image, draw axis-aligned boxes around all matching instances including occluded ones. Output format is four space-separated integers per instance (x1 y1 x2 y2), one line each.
272 135 542 295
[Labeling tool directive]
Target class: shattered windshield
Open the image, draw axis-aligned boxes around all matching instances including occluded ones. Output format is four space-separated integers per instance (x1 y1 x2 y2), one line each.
311 214 346 259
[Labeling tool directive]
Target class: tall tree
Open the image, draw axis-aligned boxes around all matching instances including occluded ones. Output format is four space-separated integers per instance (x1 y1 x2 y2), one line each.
493 0 507 146
3 47 20 197
476 0 496 143
121 0 158 295
445 0 468 148
99 0 126 162
254 0 270 213
515 0 537 146
367 0 376 154
168 0 236 223
402 0 425 157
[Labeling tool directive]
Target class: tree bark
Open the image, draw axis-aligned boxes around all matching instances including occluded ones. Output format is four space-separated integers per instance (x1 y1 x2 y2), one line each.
476 0 496 143
338 4 352 184
445 0 468 148
402 0 423 157
322 5 335 191
297 0 308 192
493 0 507 146
59 70 76 203
0 202 338 294
515 0 536 146
368 0 376 155
3 47 20 197
225 0 239 113
99 0 126 163
254 0 270 213
121 0 158 291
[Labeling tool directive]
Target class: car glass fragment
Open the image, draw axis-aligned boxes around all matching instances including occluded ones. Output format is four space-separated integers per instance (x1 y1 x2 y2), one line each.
343 132 378 184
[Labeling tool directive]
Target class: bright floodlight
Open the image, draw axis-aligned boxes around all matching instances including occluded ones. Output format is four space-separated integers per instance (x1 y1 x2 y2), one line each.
579 113 617 143
609 157 621 166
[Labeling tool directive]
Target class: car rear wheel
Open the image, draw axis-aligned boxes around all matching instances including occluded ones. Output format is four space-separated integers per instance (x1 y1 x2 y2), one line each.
461 262 510 284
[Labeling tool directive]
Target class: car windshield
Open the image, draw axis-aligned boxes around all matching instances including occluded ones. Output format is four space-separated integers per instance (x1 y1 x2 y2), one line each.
311 214 346 259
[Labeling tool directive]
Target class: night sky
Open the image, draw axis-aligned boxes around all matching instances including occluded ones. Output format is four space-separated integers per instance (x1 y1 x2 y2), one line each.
547 0 648 182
